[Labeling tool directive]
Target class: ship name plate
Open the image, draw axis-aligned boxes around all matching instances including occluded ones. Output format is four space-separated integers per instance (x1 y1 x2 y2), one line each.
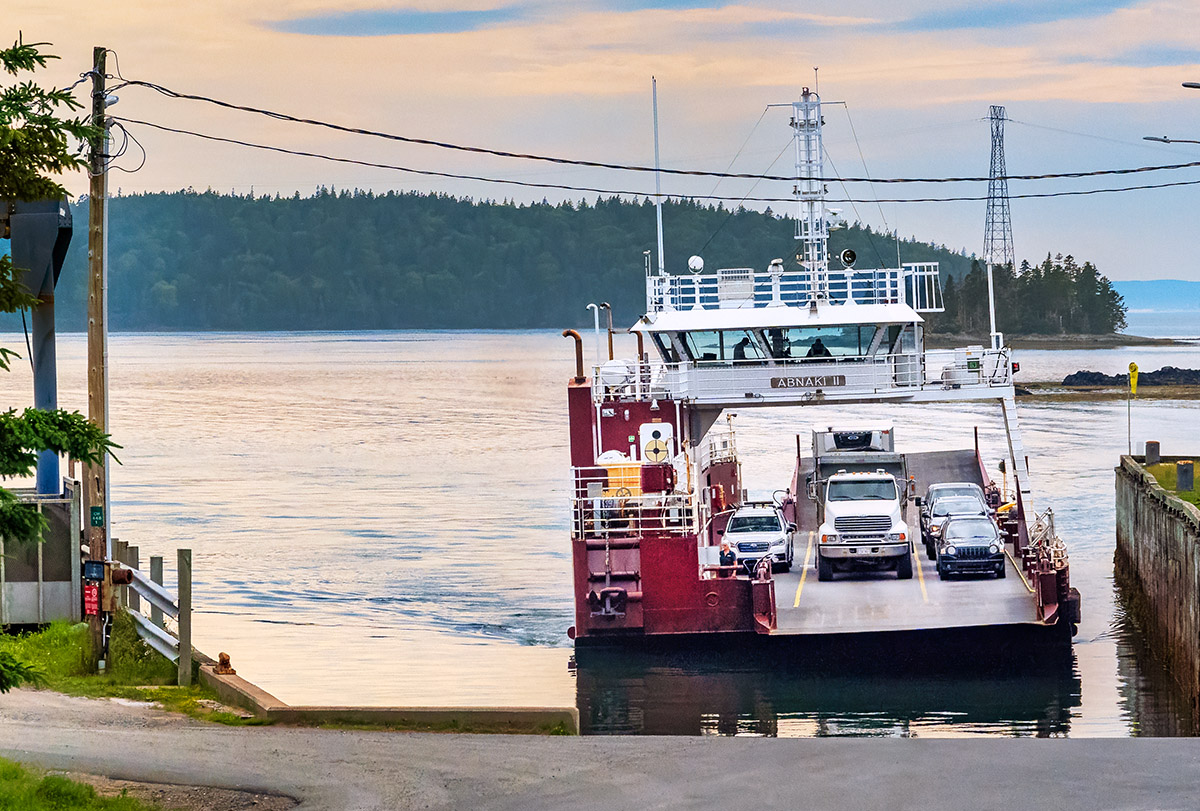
770 375 847 389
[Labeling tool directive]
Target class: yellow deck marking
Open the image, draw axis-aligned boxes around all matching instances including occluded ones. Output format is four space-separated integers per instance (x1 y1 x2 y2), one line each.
913 543 928 603
793 531 815 607
1006 547 1035 593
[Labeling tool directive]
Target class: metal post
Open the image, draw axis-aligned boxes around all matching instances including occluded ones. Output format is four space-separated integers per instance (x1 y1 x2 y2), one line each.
36 504 44 623
150 555 164 629
177 549 192 687
85 46 109 669
652 77 665 276
1127 388 1132 456
985 259 1000 350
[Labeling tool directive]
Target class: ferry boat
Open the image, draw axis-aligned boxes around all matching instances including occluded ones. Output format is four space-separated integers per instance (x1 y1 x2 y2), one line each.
562 88 1080 646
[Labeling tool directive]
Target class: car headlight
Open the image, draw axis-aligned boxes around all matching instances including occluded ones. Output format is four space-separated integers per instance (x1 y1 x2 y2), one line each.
886 532 902 541
989 543 1000 555
944 545 956 556
930 523 942 533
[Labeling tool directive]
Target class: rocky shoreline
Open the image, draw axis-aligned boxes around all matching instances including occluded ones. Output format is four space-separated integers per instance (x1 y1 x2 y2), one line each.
1062 366 1200 387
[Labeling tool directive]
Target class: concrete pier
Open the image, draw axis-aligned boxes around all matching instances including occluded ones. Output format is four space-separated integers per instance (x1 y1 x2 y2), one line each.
1115 454 1200 716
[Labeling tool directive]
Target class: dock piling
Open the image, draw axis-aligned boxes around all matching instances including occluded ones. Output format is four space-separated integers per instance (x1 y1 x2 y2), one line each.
1179 461 1195 494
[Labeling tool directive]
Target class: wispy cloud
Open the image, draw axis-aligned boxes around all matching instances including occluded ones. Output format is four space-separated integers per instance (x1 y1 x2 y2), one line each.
897 0 1137 31
269 6 528 36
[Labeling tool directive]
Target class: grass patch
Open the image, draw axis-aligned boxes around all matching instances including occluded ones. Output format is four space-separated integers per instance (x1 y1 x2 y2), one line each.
1146 462 1200 508
0 757 162 810
0 616 268 726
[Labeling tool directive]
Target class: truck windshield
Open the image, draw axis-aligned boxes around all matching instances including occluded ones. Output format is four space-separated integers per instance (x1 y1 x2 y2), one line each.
827 480 897 501
727 515 781 533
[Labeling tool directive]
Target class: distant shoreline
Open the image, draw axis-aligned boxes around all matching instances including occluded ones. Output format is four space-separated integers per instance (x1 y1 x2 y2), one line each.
926 333 1187 350
0 328 1191 347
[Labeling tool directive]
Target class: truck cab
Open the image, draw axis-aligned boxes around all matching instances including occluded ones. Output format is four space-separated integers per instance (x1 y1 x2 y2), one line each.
815 470 912 581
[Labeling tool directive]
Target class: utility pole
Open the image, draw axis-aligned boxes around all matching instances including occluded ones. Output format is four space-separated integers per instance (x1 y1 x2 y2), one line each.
86 46 110 669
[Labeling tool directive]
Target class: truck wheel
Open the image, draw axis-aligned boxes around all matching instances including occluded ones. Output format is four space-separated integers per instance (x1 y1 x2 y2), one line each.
896 553 913 580
817 554 833 582
996 563 1006 579
925 540 936 560
937 563 948 580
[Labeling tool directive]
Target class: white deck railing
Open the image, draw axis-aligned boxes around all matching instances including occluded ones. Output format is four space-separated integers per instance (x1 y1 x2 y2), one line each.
593 347 1013 406
647 263 943 313
571 467 696 539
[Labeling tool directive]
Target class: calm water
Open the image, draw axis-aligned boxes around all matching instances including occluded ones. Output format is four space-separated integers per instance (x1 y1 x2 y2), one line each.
3 330 1199 736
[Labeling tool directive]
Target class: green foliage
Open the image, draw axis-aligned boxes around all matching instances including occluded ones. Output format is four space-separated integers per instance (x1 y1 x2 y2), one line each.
0 33 98 201
106 609 176 685
929 254 1127 336
0 757 162 810
0 622 91 684
0 651 44 693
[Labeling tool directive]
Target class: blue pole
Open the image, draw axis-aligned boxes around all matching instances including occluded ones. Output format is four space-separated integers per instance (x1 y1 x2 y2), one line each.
32 293 60 495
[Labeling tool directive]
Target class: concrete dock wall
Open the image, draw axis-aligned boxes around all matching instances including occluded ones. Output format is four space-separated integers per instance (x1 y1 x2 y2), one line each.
1115 455 1200 713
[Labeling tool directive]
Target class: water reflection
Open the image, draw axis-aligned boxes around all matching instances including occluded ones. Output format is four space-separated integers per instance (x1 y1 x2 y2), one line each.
575 632 1082 737
1112 581 1199 737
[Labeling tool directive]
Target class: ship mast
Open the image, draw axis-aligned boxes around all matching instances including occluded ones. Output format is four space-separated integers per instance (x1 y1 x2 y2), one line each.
792 87 828 302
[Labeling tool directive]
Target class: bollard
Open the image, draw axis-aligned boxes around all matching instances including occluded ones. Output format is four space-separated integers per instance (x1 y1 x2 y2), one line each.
1145 440 1161 466
1179 461 1195 494
177 549 192 687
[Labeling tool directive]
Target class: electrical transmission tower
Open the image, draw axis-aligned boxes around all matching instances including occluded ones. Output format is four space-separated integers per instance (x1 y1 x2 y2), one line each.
983 105 1015 268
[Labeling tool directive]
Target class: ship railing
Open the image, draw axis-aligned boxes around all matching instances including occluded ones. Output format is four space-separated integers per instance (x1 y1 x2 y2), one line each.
1029 507 1069 569
698 426 738 469
571 468 696 540
592 346 1013 404
646 263 943 314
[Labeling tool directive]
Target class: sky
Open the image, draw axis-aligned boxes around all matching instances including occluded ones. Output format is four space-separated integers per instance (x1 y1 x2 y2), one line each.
8 0 1200 280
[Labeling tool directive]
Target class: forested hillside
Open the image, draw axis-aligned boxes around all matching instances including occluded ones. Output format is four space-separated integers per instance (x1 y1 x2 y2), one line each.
0 190 1123 333
3 190 970 331
930 254 1126 335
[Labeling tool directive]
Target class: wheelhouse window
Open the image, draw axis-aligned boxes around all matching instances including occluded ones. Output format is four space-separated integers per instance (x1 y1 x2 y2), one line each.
680 330 766 363
652 333 681 363
760 326 877 360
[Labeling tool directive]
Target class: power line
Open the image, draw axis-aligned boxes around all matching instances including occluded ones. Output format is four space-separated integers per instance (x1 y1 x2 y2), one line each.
116 115 1200 205
111 76 1200 185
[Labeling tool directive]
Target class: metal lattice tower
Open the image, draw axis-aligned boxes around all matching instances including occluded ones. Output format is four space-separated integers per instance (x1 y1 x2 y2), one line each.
790 87 829 300
983 105 1015 268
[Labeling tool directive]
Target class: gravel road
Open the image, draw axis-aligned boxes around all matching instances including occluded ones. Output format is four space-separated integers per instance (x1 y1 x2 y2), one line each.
5 690 1200 810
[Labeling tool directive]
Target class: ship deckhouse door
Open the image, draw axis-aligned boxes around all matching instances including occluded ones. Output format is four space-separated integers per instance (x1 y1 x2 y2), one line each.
639 422 675 463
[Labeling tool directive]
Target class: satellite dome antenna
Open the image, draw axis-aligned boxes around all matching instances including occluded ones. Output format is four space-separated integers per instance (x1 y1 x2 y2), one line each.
688 255 704 274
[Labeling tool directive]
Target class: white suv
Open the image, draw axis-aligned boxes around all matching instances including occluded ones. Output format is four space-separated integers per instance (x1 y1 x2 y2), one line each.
722 504 795 573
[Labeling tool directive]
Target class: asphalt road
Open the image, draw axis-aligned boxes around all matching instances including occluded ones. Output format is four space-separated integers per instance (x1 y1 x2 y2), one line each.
4 690 1200 810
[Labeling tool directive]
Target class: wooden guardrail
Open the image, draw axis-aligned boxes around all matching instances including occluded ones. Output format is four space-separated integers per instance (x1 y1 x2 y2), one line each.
113 543 193 687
